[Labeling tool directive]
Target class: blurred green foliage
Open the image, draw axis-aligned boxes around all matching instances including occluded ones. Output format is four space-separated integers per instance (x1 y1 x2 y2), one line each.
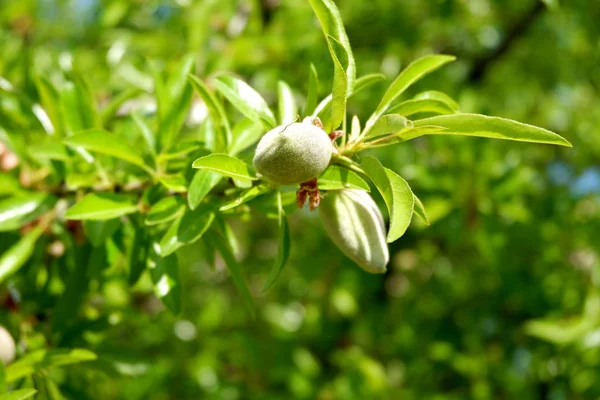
0 0 599 399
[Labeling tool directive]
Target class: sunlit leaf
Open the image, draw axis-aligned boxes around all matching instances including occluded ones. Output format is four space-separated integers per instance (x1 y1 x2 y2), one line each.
364 114 412 140
192 154 256 180
65 193 138 220
5 349 97 383
188 170 221 210
0 389 37 400
305 64 319 117
388 98 456 117
64 129 154 173
158 205 215 257
144 197 185 226
131 111 156 156
366 55 456 131
0 193 53 232
318 165 370 191
149 245 181 315
326 35 349 131
309 0 356 94
228 119 264 156
213 74 276 129
277 81 298 125
0 226 44 284
361 156 415 242
411 114 572 146
413 194 430 225
220 185 272 211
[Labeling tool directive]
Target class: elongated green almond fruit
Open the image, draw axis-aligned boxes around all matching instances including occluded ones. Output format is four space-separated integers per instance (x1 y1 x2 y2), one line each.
319 189 389 273
253 122 333 185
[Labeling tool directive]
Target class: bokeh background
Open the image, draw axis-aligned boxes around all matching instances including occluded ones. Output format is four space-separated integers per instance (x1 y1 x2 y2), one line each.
1 0 600 398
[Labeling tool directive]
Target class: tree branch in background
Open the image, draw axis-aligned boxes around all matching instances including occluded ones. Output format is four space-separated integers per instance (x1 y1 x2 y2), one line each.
469 1 546 82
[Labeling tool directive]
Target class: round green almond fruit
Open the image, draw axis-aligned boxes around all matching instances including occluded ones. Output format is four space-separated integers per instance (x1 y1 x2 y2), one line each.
319 189 389 273
253 122 333 185
0 325 16 365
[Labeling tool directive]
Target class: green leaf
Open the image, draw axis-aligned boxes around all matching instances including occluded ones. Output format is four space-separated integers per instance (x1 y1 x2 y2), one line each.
5 348 97 383
64 129 154 174
192 154 256 181
144 197 185 226
220 185 271 211
131 111 156 156
65 193 138 220
34 75 62 136
366 55 456 131
0 362 6 393
188 74 231 152
158 54 195 149
149 246 181 315
52 251 92 332
128 223 149 286
313 73 385 119
413 194 430 225
277 81 298 125
228 119 264 156
309 0 356 95
0 226 44 284
188 170 221 210
326 35 349 131
388 98 456 117
305 64 319 117
364 125 447 148
361 156 415 242
100 88 143 126
28 142 70 161
413 90 459 111
0 193 52 232
83 219 120 246
158 174 188 193
364 114 412 140
318 165 370 191
0 389 37 400
262 191 292 292
59 77 99 134
213 74 276 129
209 232 256 316
158 205 215 257
411 114 572 146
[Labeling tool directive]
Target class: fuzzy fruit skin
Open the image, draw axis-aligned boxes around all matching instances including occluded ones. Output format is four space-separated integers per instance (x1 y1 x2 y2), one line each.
253 122 333 185
319 190 389 273
0 325 16 365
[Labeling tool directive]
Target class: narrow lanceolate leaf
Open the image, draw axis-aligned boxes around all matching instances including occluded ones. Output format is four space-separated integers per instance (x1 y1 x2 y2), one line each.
83 219 120 246
318 165 370 191
361 156 415 242
158 205 215 257
413 194 430 225
149 246 181 315
411 114 572 146
305 64 319 117
28 142 70 161
65 193 138 220
365 125 447 148
0 193 52 232
220 185 271 211
326 35 349 131
0 389 37 400
228 119 264 157
100 88 143 125
309 0 356 94
188 74 231 152
263 191 291 292
366 55 456 130
213 74 276 129
158 174 188 193
192 154 256 181
313 73 385 119
131 111 156 156
388 98 456 117
364 114 412 140
5 349 97 383
413 90 459 111
188 170 221 210
159 55 195 149
144 197 185 226
277 81 298 125
34 75 62 136
64 129 153 174
0 226 44 284
210 232 256 316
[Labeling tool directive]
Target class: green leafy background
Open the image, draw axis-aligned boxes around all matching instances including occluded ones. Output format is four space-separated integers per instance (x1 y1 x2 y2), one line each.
0 0 599 398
